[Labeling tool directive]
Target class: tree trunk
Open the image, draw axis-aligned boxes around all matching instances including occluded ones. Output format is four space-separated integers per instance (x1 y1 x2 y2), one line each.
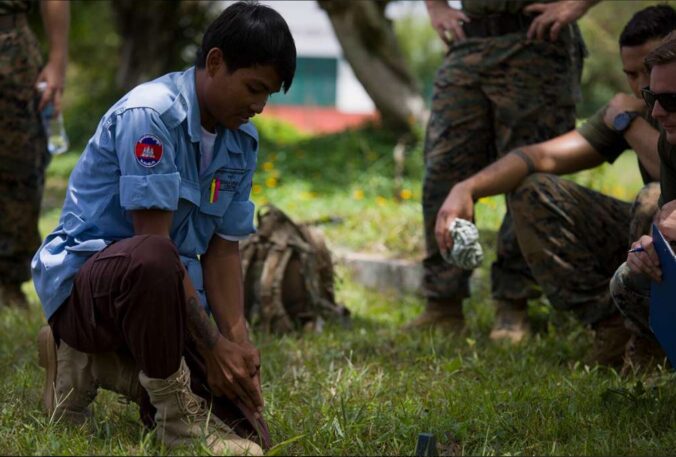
317 0 428 133
111 0 212 92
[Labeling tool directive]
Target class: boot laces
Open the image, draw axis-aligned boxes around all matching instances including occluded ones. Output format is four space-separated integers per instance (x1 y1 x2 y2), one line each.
174 366 207 417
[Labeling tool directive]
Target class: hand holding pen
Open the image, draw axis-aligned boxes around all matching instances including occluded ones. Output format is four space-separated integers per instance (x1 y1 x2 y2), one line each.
627 235 661 283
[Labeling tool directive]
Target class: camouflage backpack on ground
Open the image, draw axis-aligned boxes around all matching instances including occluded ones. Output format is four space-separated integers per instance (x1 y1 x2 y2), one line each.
240 204 350 333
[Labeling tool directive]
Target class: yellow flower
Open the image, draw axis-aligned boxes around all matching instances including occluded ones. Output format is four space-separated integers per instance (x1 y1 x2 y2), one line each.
265 177 278 188
252 184 263 194
376 196 387 206
300 191 316 201
611 184 626 199
400 189 413 200
478 197 497 209
353 189 364 200
262 161 274 171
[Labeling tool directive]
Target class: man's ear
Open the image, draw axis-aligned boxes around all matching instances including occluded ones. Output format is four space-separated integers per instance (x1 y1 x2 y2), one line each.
205 48 225 77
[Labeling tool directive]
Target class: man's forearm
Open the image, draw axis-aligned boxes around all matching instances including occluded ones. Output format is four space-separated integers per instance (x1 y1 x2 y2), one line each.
40 0 69 65
425 0 450 13
624 118 660 181
462 149 533 200
182 267 220 352
202 237 249 343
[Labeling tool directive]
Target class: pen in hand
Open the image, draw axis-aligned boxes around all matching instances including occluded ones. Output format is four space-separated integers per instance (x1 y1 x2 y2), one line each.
628 246 645 254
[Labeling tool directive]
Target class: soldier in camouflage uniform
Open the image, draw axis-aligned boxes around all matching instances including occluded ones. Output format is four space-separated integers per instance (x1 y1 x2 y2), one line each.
0 0 69 308
408 0 596 331
611 38 676 374
432 5 675 367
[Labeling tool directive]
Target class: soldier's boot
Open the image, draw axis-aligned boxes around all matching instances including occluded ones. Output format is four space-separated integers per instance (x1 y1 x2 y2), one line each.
0 282 29 309
620 334 669 376
489 299 530 344
37 326 97 424
586 313 631 367
139 358 263 456
402 298 465 333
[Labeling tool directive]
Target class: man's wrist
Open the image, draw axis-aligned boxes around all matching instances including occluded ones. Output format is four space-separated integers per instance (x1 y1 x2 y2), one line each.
612 111 640 133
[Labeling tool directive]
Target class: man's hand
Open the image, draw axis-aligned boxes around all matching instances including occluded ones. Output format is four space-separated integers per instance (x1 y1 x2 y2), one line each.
426 1 470 44
204 334 264 416
627 235 661 283
603 93 646 129
656 200 676 241
36 61 66 113
524 1 594 41
435 183 475 253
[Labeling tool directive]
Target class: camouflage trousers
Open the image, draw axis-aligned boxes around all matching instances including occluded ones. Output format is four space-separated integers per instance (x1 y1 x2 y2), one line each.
0 19 48 285
510 175 659 325
422 33 578 302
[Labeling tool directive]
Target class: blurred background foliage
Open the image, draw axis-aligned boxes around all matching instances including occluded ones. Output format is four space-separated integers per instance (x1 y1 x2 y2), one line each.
26 0 676 151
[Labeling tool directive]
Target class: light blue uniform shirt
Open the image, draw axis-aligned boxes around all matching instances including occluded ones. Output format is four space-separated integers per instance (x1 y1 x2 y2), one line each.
32 67 258 320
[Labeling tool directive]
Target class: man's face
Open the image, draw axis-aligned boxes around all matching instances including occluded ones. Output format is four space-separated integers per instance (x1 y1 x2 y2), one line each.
650 60 676 144
620 39 663 97
202 49 282 130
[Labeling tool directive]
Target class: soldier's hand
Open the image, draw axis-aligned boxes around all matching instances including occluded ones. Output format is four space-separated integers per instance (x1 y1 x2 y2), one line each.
603 93 646 129
656 200 676 242
627 235 661 283
435 183 475 253
35 60 66 114
524 1 591 41
426 2 470 45
204 334 264 417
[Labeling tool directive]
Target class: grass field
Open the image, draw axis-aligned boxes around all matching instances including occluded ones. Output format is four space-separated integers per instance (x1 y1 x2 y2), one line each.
2 120 674 455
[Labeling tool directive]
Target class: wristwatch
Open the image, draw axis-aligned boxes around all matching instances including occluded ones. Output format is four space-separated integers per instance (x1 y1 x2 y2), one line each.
612 111 640 133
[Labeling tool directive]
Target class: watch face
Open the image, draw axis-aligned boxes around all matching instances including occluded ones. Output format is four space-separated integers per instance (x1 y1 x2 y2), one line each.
613 112 630 131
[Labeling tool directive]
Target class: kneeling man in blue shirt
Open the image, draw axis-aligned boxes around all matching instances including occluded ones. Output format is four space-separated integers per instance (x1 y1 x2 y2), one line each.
32 2 296 454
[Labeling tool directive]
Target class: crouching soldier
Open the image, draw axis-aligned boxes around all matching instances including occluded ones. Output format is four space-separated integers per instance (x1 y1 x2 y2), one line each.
611 37 676 375
31 2 296 454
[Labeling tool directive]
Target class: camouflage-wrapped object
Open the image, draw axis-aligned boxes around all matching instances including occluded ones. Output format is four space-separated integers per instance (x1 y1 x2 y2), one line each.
240 205 350 333
441 218 483 270
0 16 48 285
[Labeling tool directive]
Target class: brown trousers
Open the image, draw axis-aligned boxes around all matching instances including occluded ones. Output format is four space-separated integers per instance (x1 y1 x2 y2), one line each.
49 235 270 448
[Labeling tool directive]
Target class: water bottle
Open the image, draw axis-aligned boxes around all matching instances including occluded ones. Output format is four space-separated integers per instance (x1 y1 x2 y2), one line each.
36 81 69 155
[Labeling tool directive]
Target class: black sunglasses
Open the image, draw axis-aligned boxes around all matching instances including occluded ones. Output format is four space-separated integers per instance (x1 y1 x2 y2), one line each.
641 87 676 113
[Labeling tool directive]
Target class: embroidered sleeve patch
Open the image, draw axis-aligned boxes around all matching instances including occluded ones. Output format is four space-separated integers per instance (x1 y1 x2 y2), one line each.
134 134 164 168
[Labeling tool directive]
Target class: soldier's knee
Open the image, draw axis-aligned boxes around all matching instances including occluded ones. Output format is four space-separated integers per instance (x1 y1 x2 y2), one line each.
508 174 559 227
508 173 556 207
610 262 651 307
610 263 630 304
635 182 660 204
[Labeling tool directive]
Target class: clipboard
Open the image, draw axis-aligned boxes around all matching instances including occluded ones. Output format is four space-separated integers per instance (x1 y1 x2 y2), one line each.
649 223 676 367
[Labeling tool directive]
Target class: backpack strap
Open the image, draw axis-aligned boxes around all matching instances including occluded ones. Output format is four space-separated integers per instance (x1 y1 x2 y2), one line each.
259 246 295 333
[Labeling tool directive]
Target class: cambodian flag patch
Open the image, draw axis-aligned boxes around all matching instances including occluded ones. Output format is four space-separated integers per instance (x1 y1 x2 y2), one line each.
134 134 163 168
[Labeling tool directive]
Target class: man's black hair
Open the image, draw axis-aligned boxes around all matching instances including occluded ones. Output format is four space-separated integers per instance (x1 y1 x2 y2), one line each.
196 1 296 93
619 4 676 48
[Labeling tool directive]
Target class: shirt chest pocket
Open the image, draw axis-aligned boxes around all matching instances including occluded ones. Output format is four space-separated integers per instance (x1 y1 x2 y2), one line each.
199 167 247 217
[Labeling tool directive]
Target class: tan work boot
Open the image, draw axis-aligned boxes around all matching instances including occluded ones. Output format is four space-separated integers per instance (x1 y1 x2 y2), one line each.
37 326 97 423
620 334 668 376
586 313 631 367
402 298 465 333
489 299 530 344
38 326 144 423
0 283 29 309
139 359 263 456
